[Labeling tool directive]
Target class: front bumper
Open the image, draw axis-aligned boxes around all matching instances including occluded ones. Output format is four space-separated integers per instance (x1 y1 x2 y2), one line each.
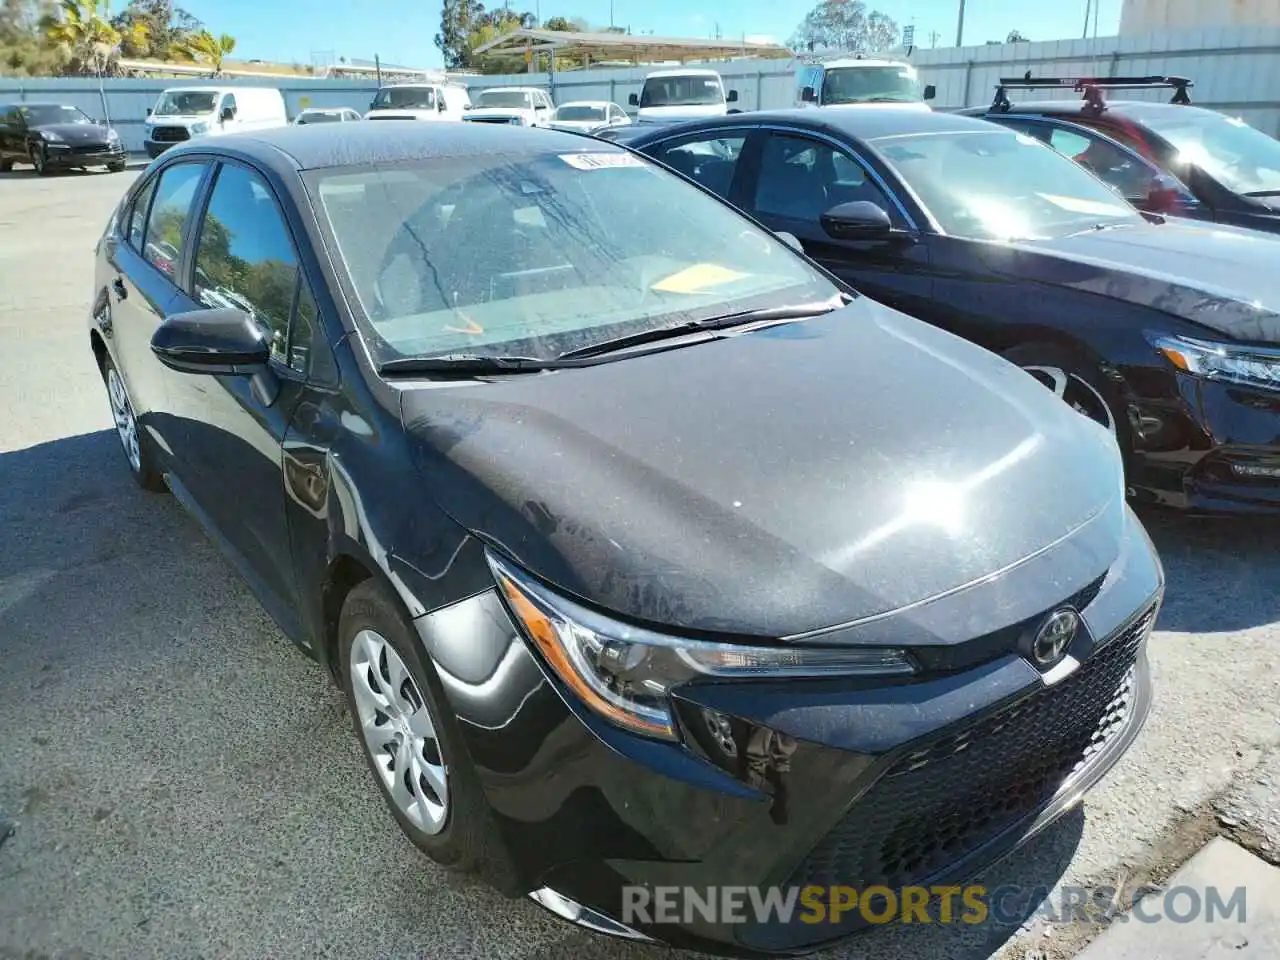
412 509 1162 956
43 142 126 166
1130 372 1280 513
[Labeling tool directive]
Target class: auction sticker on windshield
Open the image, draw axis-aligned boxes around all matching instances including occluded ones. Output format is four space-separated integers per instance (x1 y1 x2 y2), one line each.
559 153 647 170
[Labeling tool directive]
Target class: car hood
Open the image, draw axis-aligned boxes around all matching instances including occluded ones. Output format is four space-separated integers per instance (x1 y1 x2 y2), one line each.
551 119 607 132
1002 220 1280 342
146 114 210 125
35 122 113 140
637 104 728 121
466 107 535 121
399 302 1125 639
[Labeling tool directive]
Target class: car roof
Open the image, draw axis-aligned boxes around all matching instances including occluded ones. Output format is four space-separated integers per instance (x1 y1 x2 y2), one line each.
161 120 624 172
617 106 999 144
815 58 910 69
965 99 1209 123
646 68 721 78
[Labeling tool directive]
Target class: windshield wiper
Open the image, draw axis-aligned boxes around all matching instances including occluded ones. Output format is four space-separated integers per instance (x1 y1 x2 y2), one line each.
557 297 847 362
1244 190 1280 198
378 354 554 376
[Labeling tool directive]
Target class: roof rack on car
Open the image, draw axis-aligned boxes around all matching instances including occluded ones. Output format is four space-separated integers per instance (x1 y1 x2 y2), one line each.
990 74 1193 112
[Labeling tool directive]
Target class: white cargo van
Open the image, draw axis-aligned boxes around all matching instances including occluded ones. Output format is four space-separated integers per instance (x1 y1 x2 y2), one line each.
364 82 471 121
795 59 935 110
143 86 287 158
628 68 739 122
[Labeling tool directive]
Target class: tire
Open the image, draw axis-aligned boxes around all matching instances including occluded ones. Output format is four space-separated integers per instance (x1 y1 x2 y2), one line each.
1002 342 1134 467
0 158 12 172
339 579 513 885
100 353 166 492
107 161 126 173
30 143 51 176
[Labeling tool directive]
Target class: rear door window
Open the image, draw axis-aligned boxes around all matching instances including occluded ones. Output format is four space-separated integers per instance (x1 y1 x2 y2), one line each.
652 135 747 200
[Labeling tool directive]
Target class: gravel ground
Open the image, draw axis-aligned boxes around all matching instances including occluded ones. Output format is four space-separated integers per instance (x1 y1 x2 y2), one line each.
0 168 1277 960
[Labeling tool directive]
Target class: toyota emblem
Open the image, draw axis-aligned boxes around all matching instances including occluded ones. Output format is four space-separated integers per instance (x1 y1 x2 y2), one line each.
1031 608 1079 668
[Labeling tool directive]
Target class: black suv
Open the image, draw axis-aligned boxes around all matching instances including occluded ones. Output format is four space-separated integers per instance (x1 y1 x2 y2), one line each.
960 76 1280 234
0 102 126 175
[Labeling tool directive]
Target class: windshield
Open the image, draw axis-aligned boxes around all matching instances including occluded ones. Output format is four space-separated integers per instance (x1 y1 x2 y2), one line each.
298 111 343 124
19 104 93 125
640 76 724 108
555 105 606 122
822 66 922 105
1142 110 1280 196
309 151 835 365
875 129 1143 240
476 90 534 109
153 91 218 116
371 87 435 110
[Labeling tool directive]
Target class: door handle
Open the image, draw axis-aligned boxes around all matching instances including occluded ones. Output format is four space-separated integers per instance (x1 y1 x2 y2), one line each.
111 277 127 300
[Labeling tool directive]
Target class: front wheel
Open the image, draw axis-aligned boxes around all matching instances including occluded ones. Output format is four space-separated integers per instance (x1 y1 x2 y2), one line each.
338 580 512 883
107 161 126 173
1003 343 1122 440
30 143 51 176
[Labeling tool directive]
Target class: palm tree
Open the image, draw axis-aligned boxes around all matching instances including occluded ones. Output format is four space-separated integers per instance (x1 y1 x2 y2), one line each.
186 29 237 76
41 0 123 76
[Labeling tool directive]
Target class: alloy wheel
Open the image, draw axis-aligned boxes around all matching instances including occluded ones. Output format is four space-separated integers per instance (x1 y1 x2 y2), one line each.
30 145 44 174
349 629 449 834
1021 364 1117 437
106 367 142 473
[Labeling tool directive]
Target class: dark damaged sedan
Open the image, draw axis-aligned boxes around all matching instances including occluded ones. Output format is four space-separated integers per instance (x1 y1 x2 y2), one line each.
90 121 1163 955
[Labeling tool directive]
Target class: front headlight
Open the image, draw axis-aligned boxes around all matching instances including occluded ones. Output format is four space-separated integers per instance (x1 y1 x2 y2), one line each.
1151 334 1280 391
40 130 64 142
488 552 916 742
106 128 120 142
190 121 210 136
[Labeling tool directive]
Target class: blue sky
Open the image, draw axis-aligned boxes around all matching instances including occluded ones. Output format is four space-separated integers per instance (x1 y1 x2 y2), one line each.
174 0 1121 69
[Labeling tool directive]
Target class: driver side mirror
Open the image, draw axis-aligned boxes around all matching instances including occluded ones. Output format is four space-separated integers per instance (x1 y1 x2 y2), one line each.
820 201 899 242
151 307 280 404
775 231 804 253
629 93 639 106
801 86 817 103
1143 173 1189 214
924 84 937 101
146 107 153 116
438 99 447 112
727 90 739 103
220 106 236 122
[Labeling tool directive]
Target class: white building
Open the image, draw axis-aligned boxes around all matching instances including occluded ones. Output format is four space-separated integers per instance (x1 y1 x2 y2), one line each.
1121 0 1280 33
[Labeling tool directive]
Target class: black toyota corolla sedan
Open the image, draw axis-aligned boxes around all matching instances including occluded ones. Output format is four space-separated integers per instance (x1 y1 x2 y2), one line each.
0 101 127 175
91 121 1162 955
958 76 1280 234
614 108 1280 514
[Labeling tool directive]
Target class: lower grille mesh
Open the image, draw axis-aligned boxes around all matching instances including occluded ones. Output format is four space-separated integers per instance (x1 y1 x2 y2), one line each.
787 604 1155 891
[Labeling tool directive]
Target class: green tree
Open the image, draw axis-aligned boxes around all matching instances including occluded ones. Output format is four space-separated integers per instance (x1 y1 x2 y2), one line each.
0 0 65 75
40 0 121 74
111 0 203 60
185 26 234 74
789 0 899 54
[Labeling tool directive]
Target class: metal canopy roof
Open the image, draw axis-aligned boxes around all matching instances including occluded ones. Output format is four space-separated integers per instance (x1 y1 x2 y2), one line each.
473 29 793 63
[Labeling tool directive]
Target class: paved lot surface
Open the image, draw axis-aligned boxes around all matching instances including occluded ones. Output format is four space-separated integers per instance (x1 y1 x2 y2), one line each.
1 169 1277 960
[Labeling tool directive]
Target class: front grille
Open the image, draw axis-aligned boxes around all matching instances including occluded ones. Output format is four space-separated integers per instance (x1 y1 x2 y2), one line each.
466 116 520 124
787 603 1155 892
150 126 190 143
70 143 110 154
911 571 1109 674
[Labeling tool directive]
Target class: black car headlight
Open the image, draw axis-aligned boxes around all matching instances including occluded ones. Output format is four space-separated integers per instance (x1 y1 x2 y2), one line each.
1152 334 1280 391
487 551 915 741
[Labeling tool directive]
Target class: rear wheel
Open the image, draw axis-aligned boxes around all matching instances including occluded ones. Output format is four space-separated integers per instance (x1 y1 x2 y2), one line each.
101 354 165 492
0 158 12 172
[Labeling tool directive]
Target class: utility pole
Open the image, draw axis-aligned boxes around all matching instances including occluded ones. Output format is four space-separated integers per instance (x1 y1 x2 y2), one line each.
929 29 941 47
955 0 966 47
1082 0 1092 38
